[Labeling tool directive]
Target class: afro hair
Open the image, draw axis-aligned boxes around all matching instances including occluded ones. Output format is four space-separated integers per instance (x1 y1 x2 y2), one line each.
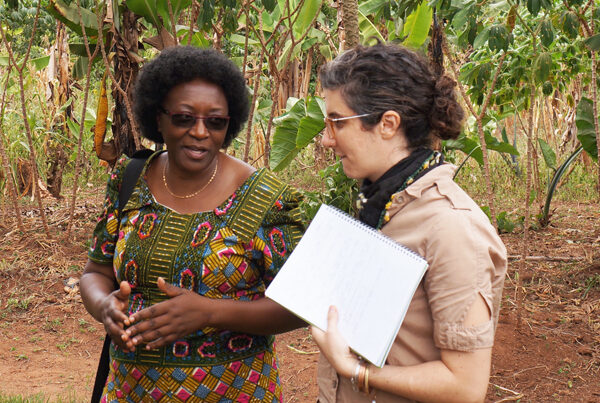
133 46 250 148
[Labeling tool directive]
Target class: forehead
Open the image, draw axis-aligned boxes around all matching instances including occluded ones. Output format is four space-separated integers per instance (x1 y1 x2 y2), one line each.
322 88 354 116
163 79 227 109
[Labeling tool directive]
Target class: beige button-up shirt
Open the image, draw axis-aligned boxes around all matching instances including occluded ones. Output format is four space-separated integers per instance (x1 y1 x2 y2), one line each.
317 164 507 403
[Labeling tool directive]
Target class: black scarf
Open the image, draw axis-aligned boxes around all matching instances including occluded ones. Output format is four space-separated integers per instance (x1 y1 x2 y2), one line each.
358 148 442 228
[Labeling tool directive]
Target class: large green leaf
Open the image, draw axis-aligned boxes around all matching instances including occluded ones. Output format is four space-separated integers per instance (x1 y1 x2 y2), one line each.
452 6 472 31
539 19 554 48
358 10 385 44
533 52 552 84
297 97 325 148
126 0 192 30
45 0 98 37
527 0 541 16
584 34 600 51
537 138 556 170
271 96 325 171
156 0 193 30
30 55 50 71
575 97 598 160
359 0 388 15
125 0 161 28
271 98 306 171
402 1 432 49
292 0 322 39
488 24 510 51
72 56 89 80
473 26 491 49
485 132 520 155
229 33 260 46
444 134 484 166
560 11 579 39
261 0 277 12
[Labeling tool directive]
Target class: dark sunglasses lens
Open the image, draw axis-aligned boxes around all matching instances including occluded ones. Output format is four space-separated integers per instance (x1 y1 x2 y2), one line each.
171 114 196 128
205 117 229 130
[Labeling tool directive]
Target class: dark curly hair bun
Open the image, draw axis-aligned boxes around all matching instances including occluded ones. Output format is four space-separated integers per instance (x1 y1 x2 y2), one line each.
133 46 250 148
430 74 464 141
319 43 464 148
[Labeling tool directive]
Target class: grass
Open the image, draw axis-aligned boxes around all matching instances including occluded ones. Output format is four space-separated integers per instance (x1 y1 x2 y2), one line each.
452 150 598 217
0 392 81 403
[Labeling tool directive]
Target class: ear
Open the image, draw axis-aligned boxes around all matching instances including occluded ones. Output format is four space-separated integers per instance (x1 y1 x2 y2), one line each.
379 111 401 140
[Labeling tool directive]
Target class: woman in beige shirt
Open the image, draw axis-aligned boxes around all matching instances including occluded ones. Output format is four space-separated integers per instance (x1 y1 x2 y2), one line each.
312 43 507 403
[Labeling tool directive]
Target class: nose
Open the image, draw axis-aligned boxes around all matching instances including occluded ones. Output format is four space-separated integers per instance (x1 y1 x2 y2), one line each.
189 118 209 138
320 130 335 148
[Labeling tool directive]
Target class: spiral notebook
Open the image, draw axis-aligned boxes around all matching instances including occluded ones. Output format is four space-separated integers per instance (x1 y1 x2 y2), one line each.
265 204 428 368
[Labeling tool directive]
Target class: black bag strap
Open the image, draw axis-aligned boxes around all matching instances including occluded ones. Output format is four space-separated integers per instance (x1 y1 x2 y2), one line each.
91 149 153 403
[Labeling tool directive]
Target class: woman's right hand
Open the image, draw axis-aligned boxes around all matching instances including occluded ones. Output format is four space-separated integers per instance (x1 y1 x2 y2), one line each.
99 281 135 352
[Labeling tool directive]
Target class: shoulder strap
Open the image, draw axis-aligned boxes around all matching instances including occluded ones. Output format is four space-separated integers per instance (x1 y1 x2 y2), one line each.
230 169 288 243
117 149 154 215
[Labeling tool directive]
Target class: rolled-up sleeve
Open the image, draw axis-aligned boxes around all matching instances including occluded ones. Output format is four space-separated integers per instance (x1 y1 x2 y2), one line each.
424 209 504 351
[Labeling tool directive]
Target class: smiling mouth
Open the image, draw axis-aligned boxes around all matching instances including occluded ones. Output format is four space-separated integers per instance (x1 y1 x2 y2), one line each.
183 145 208 158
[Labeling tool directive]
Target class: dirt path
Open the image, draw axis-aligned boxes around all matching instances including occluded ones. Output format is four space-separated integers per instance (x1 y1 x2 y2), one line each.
0 201 598 402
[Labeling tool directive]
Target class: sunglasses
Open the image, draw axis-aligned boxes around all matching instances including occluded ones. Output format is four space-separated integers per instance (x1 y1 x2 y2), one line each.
160 108 230 131
323 113 375 139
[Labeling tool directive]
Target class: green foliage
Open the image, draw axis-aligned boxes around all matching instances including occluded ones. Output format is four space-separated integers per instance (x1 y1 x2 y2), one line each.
0 0 56 56
125 0 193 32
559 11 579 39
270 96 325 172
539 146 583 227
537 138 556 171
584 34 600 51
45 0 99 38
576 97 598 161
533 52 552 84
401 1 432 49
300 161 358 222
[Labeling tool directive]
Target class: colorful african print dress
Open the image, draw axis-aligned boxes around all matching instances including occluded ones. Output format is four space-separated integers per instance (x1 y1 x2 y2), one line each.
88 153 304 402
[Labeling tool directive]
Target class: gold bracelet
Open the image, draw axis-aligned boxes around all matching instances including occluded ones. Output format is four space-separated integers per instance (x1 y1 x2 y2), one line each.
363 363 371 394
357 361 367 393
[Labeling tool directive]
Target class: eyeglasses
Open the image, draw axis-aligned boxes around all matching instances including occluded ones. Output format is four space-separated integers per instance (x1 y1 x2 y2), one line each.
160 108 230 131
323 113 374 139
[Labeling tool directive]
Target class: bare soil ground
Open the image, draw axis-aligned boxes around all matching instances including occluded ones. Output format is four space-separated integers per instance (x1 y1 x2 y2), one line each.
0 196 598 402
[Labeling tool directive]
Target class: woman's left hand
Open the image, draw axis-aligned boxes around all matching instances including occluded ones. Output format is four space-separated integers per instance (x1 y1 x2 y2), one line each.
311 305 359 379
124 277 214 349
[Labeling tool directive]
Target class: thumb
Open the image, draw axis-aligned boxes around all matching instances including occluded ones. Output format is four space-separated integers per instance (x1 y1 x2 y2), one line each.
326 305 339 331
117 281 131 299
157 277 182 297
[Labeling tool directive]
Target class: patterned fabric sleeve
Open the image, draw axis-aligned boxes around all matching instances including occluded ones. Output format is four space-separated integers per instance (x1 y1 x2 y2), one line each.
88 156 130 265
254 186 305 286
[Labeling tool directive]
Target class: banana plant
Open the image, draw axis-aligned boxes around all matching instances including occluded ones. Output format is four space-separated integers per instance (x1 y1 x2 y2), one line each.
538 145 583 227
270 96 325 172
539 96 599 227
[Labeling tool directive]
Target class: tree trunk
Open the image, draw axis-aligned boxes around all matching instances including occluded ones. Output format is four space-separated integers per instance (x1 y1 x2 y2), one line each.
341 0 359 50
243 50 265 163
46 21 71 198
591 50 600 197
111 8 141 159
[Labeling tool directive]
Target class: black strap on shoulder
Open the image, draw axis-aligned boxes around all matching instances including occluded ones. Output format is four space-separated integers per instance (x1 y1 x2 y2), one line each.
90 149 153 403
118 149 155 212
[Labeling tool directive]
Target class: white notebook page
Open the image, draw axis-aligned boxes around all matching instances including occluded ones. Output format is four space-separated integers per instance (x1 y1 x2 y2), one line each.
266 204 428 367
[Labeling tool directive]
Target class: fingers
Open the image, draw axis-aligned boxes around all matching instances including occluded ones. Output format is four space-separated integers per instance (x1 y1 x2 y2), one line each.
327 305 339 331
118 281 131 299
157 277 183 297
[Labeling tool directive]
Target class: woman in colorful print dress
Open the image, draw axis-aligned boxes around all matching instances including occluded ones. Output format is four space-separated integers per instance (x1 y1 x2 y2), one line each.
80 46 305 402
311 43 507 402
